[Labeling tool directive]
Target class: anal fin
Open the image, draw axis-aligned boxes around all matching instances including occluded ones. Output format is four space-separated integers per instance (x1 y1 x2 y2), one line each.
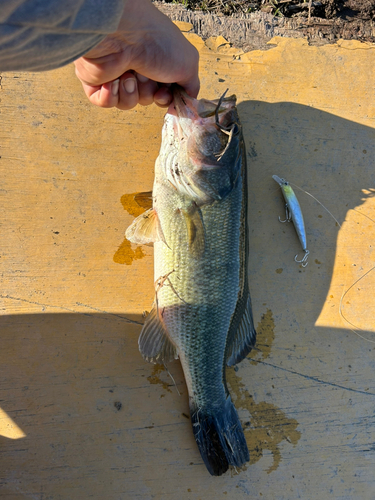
226 287 256 366
139 304 179 364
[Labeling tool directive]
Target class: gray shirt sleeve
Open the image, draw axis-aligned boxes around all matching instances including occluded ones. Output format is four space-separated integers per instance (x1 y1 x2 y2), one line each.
0 0 125 71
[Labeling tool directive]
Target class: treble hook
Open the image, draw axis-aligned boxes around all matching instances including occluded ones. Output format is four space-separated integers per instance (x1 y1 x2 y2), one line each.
294 249 309 267
278 204 292 224
273 176 310 267
214 88 240 162
215 88 231 134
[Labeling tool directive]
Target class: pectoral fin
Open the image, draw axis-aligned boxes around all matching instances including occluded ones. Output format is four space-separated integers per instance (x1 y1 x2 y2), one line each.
139 305 179 364
181 203 205 258
226 288 256 366
125 208 167 246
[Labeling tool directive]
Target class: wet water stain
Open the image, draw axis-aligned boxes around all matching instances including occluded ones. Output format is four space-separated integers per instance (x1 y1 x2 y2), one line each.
121 192 152 217
227 368 301 474
248 308 275 364
113 238 145 265
113 192 152 265
147 363 172 393
227 308 301 473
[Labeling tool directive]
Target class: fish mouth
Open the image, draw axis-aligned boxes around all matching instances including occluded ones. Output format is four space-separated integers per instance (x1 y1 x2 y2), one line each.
168 85 236 121
167 85 199 121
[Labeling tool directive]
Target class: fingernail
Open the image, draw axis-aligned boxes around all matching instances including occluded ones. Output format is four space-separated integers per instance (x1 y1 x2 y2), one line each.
124 78 136 94
156 96 170 106
137 74 149 83
111 79 119 96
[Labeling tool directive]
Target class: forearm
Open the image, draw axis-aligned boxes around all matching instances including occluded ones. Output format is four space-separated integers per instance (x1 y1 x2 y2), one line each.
0 0 125 71
0 0 200 111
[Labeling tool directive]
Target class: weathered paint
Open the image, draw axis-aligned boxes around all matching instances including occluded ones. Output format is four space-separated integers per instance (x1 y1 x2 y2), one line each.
1 28 375 499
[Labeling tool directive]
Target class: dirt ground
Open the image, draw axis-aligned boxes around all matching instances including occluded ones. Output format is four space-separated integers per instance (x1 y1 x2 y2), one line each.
159 0 375 19
155 0 375 50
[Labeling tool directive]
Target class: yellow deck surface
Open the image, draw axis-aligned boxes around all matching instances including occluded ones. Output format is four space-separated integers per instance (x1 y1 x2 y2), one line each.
1 29 375 499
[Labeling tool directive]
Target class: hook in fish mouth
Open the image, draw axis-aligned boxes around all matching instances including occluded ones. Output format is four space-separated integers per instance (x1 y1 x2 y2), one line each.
169 84 237 121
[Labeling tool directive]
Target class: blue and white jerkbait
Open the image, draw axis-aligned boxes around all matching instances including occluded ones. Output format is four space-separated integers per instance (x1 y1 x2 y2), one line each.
273 175 309 266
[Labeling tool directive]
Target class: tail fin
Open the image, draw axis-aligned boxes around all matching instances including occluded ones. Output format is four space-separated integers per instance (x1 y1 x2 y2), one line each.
190 396 249 476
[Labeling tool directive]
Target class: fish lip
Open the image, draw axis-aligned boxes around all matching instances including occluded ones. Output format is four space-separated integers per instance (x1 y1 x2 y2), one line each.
272 175 285 186
167 85 237 122
169 84 198 121
166 102 177 117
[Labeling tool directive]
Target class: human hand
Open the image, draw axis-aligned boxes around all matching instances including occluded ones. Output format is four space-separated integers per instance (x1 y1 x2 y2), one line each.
74 0 200 110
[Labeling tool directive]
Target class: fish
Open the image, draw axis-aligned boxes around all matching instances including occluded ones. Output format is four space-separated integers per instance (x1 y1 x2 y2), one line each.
126 86 256 476
272 175 309 266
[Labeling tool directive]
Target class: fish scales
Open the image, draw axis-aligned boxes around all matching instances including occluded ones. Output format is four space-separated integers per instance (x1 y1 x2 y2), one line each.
155 178 243 406
126 86 256 476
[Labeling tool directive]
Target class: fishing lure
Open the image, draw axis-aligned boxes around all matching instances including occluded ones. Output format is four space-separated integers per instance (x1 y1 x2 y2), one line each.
273 175 309 266
273 177 375 343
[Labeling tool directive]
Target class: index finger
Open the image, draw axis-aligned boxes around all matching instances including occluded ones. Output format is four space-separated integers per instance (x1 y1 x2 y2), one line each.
177 73 200 99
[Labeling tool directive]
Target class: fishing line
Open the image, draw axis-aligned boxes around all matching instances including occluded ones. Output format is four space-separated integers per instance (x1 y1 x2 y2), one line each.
290 182 341 228
288 181 375 343
164 362 181 395
338 266 375 344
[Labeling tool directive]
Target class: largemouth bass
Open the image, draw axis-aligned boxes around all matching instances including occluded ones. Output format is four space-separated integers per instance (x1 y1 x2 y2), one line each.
126 86 256 476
